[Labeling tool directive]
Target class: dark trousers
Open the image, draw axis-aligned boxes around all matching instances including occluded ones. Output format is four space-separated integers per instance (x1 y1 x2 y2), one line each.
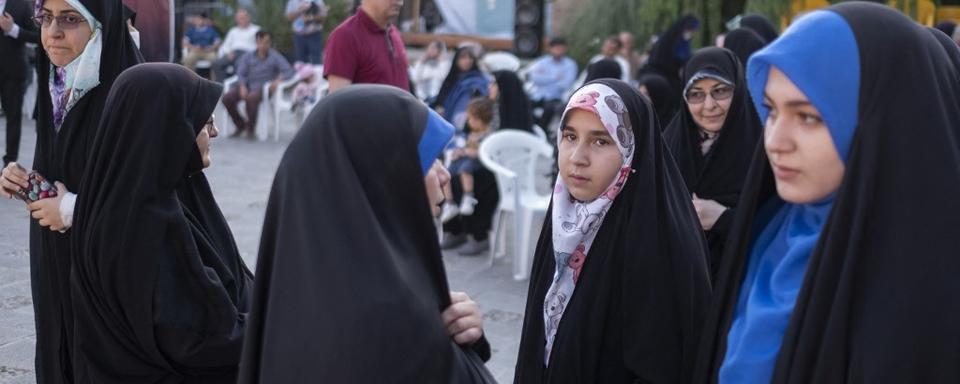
294 32 324 64
212 50 249 82
443 167 499 241
222 87 263 133
0 75 26 164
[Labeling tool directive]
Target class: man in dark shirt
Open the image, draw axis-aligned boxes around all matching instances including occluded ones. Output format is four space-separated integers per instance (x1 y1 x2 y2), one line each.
323 0 408 93
222 30 293 139
0 0 38 166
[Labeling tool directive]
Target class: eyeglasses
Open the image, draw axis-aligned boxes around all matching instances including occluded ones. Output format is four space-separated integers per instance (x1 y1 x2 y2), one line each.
684 85 734 104
33 13 88 29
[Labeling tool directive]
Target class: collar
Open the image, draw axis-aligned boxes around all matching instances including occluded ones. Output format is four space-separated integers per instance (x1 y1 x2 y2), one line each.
357 8 387 33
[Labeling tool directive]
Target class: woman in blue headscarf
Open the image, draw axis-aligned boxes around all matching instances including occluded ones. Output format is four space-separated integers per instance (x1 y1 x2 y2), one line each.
433 46 489 129
693 2 960 383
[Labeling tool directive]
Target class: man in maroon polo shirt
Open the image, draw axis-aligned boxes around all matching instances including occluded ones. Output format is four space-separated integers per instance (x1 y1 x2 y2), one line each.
323 0 409 93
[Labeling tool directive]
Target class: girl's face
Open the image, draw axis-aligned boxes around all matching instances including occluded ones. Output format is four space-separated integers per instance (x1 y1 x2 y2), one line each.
762 67 845 204
196 116 219 169
424 160 450 217
40 0 93 67
685 78 734 133
457 52 474 72
558 109 623 201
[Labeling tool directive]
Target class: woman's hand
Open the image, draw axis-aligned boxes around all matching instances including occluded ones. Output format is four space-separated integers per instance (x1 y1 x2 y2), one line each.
692 194 727 231
28 182 68 231
0 162 29 199
441 291 484 346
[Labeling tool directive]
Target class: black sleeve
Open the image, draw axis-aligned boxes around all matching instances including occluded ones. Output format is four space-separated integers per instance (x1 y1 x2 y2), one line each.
470 335 492 362
12 0 39 44
711 207 735 239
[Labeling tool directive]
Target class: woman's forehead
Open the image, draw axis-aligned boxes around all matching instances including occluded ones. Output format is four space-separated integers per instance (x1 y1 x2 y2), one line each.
42 0 76 12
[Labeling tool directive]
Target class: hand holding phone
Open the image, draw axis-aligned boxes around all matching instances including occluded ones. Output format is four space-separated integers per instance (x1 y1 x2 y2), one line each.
18 172 58 204
1 162 30 199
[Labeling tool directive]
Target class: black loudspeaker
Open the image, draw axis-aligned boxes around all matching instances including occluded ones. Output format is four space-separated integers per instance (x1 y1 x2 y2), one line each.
514 0 545 58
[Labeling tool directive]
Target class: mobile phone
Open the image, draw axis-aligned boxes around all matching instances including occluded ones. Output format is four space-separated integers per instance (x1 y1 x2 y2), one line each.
13 171 58 204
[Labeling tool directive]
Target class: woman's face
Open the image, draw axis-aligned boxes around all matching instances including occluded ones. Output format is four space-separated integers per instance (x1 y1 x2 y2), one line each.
488 82 499 101
762 67 845 204
558 109 623 202
457 52 474 72
686 78 733 133
40 0 94 68
424 160 451 217
196 116 219 169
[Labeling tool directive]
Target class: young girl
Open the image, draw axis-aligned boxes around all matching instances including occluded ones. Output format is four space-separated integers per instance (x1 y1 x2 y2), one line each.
441 97 494 221
694 3 960 382
515 79 710 383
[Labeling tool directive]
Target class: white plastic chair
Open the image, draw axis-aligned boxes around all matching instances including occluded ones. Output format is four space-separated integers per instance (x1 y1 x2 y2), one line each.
479 130 554 280
271 65 326 141
482 51 521 73
532 124 548 141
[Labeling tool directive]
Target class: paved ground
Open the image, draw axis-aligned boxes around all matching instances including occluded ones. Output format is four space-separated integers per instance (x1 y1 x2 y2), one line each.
0 118 532 383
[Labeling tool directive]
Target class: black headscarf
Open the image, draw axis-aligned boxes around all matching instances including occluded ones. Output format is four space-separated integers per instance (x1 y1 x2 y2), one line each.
723 28 766 66
584 58 623 83
663 47 762 277
29 1 142 382
238 85 494 383
935 21 956 38
694 3 960 382
434 46 481 108
492 70 533 132
637 72 679 127
642 14 699 93
69 63 250 383
740 13 779 43
514 79 711 383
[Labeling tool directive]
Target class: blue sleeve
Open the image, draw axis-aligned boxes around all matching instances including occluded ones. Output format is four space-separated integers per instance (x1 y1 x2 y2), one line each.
528 58 552 86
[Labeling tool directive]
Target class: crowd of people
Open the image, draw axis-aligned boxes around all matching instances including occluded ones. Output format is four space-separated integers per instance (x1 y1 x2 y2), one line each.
1 0 960 383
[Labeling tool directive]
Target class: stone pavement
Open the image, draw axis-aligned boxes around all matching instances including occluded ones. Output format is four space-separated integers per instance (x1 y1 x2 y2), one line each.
0 118 530 383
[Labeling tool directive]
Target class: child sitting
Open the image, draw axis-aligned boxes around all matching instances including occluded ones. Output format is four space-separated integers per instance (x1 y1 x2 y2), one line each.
441 97 495 222
292 62 318 112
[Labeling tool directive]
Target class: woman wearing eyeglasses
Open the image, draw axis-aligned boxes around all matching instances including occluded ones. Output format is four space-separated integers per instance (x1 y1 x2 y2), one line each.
0 0 141 382
663 47 763 279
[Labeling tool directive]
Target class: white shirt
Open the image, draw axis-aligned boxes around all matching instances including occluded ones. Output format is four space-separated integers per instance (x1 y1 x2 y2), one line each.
0 0 22 39
410 57 450 101
218 24 260 58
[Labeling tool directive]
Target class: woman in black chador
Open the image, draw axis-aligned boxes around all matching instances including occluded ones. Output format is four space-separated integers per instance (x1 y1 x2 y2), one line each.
514 79 711 383
70 63 252 383
238 84 494 383
663 47 762 278
694 3 960 383
0 0 141 382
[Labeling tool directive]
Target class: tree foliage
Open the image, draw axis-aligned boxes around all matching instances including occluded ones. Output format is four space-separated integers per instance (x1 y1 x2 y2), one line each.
556 0 762 67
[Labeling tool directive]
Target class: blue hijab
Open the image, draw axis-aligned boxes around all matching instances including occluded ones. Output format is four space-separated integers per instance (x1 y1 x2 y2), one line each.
419 108 455 174
718 11 860 384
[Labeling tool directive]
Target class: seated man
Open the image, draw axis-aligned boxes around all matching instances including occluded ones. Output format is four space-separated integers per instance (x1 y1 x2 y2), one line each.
181 13 221 74
213 8 259 82
222 31 293 139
